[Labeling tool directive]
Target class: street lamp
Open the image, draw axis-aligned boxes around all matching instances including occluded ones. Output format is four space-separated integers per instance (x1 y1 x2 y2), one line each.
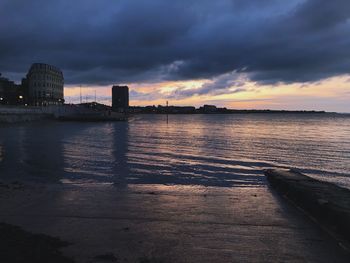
18 96 23 105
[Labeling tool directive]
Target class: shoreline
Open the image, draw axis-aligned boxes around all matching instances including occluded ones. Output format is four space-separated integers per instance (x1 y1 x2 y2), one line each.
1 177 349 262
1 108 348 124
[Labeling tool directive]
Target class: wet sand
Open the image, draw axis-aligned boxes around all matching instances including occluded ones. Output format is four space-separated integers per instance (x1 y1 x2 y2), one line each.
0 182 349 262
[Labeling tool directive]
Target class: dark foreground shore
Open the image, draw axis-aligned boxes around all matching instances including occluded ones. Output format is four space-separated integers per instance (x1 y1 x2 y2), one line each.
0 179 349 263
0 222 73 263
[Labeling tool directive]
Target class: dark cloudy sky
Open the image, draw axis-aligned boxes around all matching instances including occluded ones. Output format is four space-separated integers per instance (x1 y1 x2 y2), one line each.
1 0 349 111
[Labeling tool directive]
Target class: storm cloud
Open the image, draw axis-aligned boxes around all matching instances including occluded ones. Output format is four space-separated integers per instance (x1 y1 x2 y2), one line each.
1 0 350 89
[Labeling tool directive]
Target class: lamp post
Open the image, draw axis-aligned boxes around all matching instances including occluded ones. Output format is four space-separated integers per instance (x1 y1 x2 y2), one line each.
19 95 23 105
80 85 82 104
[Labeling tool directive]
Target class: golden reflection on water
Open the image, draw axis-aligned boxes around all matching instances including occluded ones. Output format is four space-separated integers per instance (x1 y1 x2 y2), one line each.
126 114 350 187
0 114 349 188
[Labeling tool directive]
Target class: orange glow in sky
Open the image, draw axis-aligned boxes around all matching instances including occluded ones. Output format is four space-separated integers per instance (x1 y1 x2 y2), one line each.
64 75 350 113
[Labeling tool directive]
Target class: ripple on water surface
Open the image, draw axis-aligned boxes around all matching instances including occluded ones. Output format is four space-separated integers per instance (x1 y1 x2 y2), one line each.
0 114 349 188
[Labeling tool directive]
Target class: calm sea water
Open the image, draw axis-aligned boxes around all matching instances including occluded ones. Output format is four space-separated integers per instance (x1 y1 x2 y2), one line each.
0 114 349 188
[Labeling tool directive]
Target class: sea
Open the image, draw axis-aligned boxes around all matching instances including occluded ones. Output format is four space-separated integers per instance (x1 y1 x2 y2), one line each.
0 114 349 189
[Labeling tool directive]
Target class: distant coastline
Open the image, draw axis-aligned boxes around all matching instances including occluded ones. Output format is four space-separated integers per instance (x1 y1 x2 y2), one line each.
128 104 329 115
2 103 348 125
75 102 333 114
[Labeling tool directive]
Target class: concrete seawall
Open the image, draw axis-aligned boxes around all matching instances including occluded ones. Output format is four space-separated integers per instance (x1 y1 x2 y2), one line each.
265 169 350 246
0 105 128 123
0 106 54 123
0 105 88 123
0 113 52 123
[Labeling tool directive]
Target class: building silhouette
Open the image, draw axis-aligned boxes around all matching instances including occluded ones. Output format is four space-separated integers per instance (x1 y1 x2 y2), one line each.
0 73 26 105
112 85 129 112
24 63 64 106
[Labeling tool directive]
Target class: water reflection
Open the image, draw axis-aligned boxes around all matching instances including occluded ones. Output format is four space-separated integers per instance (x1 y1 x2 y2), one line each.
126 115 268 186
62 123 115 183
112 122 130 185
60 122 130 185
0 122 69 181
0 114 349 188
21 123 65 179
0 145 3 162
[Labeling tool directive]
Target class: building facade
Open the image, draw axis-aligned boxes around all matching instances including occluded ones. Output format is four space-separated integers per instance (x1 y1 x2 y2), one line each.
112 85 129 112
0 74 26 105
26 63 64 106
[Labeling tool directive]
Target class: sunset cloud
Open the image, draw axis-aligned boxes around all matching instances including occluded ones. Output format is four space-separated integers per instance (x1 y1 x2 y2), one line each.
1 0 350 111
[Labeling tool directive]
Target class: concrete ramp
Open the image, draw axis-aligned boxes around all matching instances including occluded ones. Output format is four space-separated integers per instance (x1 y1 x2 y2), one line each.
265 169 350 247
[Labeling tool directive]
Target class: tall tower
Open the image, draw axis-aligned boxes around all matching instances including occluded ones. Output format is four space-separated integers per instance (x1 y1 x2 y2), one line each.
112 85 129 112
